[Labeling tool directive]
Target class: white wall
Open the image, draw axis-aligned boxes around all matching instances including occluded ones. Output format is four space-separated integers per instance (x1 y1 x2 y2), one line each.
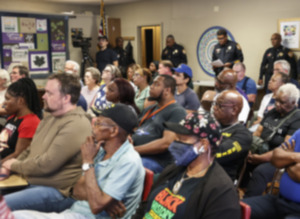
2 0 300 82
105 0 300 82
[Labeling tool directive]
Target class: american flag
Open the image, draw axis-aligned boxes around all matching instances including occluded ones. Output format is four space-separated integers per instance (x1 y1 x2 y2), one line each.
98 0 106 37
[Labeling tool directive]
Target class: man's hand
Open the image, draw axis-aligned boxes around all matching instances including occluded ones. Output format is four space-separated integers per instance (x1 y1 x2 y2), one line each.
224 62 232 68
0 167 10 180
281 140 295 152
81 136 102 163
258 79 263 85
247 152 264 165
2 158 17 170
105 200 126 219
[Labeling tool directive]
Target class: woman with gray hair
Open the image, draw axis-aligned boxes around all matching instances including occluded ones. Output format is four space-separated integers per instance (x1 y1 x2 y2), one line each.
89 64 121 115
81 67 101 107
0 69 11 105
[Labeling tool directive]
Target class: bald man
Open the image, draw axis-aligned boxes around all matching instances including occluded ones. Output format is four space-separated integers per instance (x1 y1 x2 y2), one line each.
213 90 252 181
214 69 250 124
259 33 296 90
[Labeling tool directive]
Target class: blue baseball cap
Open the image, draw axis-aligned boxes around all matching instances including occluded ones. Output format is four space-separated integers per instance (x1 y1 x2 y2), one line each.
172 64 193 78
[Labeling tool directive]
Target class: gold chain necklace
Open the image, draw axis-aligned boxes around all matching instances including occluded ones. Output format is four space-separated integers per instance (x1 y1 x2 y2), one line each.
172 164 212 195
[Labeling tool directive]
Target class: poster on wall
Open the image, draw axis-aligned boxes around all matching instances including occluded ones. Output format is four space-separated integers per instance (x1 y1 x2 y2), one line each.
278 18 300 51
36 19 47 33
29 51 49 74
1 17 18 33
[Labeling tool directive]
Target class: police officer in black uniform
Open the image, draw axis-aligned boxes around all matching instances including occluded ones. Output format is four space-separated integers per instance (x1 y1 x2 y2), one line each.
161 35 187 67
259 33 296 91
212 29 244 76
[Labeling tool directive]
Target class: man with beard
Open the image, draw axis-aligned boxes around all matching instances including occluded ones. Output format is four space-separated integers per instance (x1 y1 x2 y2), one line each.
132 75 186 173
0 73 92 212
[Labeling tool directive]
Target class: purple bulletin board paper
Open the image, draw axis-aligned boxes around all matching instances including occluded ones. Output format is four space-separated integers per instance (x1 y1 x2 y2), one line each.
2 33 24 44
51 41 66 52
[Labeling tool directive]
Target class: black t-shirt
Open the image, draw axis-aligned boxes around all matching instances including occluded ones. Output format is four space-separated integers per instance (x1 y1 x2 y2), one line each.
95 48 118 73
216 123 252 181
144 169 204 219
261 108 300 149
132 103 186 167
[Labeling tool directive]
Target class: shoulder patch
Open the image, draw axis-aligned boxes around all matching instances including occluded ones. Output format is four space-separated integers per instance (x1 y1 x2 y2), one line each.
236 44 242 50
182 49 186 54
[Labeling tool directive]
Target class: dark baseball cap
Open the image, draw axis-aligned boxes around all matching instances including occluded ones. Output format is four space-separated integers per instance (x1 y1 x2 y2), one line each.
96 103 138 134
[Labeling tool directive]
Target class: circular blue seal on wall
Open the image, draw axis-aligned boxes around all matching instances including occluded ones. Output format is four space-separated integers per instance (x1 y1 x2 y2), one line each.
197 26 235 77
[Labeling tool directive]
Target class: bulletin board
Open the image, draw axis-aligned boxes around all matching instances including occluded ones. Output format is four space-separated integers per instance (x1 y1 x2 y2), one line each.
0 12 70 78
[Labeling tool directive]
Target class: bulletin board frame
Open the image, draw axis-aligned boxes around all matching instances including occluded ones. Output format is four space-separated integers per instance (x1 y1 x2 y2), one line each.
0 11 71 78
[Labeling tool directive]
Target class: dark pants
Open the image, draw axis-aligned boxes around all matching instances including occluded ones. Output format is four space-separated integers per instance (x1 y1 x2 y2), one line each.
244 162 276 197
243 194 300 219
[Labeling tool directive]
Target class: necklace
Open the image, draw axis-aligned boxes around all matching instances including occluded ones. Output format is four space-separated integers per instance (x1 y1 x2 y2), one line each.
221 122 239 132
172 164 212 195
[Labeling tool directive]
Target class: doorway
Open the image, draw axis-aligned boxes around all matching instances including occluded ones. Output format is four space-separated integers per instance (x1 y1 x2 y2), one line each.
141 25 161 68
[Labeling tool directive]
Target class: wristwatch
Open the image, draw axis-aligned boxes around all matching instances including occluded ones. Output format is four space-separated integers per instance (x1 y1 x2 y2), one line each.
82 163 94 172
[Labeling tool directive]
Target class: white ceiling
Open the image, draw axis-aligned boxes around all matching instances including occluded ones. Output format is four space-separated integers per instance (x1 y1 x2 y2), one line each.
42 0 145 5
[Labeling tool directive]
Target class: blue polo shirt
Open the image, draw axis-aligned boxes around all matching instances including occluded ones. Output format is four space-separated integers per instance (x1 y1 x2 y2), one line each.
70 140 145 218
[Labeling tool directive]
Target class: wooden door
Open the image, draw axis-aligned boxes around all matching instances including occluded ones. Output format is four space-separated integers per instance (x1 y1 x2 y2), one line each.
107 18 121 48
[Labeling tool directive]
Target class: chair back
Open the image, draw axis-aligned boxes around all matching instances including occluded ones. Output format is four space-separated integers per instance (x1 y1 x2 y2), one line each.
240 201 251 219
142 168 154 201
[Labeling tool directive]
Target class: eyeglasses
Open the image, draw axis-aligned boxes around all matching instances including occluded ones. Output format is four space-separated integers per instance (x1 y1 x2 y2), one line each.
213 101 235 109
92 118 116 128
133 73 141 77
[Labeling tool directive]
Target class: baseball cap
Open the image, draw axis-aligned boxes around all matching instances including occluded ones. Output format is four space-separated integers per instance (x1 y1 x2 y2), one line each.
164 112 222 148
95 103 138 134
172 64 193 78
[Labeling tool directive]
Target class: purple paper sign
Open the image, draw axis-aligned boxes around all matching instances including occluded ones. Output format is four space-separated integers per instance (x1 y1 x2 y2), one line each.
51 40 66 52
3 49 12 58
2 33 24 44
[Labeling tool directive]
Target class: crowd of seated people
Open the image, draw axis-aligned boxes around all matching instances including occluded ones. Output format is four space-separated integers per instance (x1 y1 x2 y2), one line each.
1 30 300 219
